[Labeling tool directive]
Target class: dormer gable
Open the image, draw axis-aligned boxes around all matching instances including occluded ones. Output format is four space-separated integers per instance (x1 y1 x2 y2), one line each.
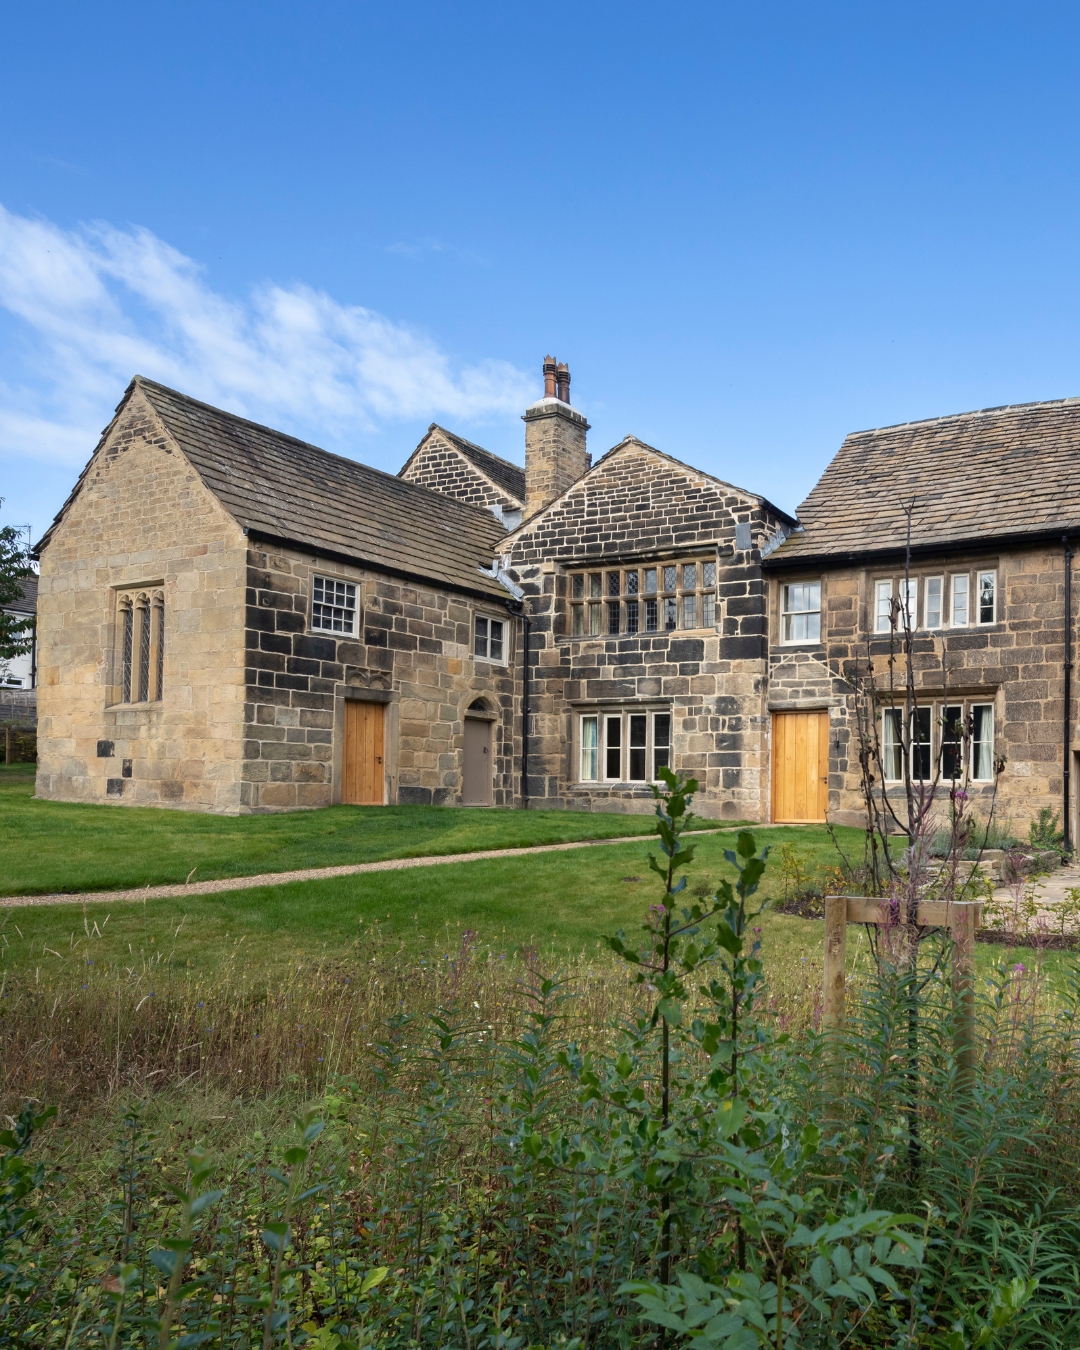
399 424 525 528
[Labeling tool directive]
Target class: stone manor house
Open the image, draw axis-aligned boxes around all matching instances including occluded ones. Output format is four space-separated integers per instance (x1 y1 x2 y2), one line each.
32 360 1080 839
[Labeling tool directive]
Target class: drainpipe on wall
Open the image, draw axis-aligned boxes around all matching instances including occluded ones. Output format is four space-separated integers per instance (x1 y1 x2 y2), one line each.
1065 536 1074 853
518 605 531 808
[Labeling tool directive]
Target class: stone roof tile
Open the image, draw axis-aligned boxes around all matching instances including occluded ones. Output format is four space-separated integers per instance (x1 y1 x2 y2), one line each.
41 378 510 599
773 396 1080 562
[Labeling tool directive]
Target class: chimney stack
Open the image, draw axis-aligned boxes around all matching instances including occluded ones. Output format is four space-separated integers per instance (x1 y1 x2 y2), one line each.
523 356 590 519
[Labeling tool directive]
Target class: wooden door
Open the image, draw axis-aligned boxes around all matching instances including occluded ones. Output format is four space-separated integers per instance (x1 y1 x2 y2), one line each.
343 700 385 805
772 710 829 823
462 717 493 806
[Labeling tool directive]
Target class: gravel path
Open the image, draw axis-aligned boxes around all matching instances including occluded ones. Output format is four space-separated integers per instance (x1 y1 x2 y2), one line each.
0 825 770 910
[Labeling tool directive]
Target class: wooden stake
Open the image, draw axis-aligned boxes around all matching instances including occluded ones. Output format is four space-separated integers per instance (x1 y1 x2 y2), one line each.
4 725 10 766
823 893 847 1032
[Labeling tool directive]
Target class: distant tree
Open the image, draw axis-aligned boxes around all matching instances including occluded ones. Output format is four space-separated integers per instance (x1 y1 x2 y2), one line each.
0 502 34 664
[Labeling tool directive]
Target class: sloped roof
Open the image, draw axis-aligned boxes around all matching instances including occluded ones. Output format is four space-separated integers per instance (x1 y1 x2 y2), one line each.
404 425 525 505
772 396 1080 563
4 574 36 615
41 378 511 599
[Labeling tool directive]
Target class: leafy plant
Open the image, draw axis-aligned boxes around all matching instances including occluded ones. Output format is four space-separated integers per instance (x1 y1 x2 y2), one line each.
1029 807 1065 852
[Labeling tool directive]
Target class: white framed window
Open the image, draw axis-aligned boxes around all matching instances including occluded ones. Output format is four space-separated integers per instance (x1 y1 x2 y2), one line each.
473 614 506 663
311 575 357 635
924 576 943 629
880 706 932 782
950 574 969 627
653 713 671 777
972 704 995 780
898 578 917 630
580 715 599 781
875 580 893 633
881 699 996 784
977 571 997 625
605 714 622 780
781 581 821 643
940 704 964 780
578 709 671 784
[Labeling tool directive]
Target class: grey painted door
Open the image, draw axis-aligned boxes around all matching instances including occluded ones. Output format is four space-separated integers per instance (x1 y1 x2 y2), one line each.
463 717 493 806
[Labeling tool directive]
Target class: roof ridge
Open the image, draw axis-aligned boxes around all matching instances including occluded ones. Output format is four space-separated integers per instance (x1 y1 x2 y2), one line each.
430 423 522 472
848 394 1080 439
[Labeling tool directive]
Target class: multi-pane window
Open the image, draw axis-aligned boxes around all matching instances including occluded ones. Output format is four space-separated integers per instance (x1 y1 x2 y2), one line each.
977 571 996 625
781 581 821 643
875 580 893 634
882 700 995 783
115 588 165 704
578 710 672 783
924 577 943 629
951 575 969 627
871 569 996 633
474 614 505 662
572 561 718 639
571 561 716 637
882 708 931 780
311 575 357 635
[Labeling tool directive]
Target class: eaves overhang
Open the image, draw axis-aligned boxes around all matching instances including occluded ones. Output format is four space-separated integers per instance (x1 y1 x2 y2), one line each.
242 527 511 607
760 523 1080 572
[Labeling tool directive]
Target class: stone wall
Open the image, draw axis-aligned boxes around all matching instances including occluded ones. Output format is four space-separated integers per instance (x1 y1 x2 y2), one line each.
505 441 789 819
763 544 1071 829
35 388 251 812
399 428 520 517
241 545 518 810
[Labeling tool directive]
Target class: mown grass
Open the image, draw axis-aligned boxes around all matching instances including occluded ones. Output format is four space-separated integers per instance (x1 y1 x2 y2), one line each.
0 826 844 975
1 820 1057 984
0 761 735 896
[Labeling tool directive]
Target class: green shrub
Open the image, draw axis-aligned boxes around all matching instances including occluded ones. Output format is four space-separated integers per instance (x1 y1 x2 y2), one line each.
2 775 1080 1346
1029 807 1065 852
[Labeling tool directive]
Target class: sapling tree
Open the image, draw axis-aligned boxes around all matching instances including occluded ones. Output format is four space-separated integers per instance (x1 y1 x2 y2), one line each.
603 769 770 1281
0 507 33 674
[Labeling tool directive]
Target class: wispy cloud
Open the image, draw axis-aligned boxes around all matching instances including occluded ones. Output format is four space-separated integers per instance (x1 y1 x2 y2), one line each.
384 238 448 257
0 205 532 467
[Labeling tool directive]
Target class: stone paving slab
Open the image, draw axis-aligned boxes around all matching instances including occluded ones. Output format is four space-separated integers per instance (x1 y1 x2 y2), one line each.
0 825 784 910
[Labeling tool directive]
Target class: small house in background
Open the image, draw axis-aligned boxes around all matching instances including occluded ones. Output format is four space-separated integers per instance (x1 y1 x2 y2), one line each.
1 572 37 690
1 572 37 759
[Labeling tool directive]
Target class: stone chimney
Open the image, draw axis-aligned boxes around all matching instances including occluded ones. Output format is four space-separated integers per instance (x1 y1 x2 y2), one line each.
523 356 590 518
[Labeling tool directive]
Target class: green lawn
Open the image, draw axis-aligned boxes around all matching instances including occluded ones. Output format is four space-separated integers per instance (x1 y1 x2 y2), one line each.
0 762 736 897
0 825 844 978
0 822 1052 989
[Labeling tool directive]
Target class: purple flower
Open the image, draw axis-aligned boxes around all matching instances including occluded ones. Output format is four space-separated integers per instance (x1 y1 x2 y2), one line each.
1013 963 1026 974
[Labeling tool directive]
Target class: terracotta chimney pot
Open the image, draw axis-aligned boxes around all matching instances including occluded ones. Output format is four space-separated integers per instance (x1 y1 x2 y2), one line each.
543 356 557 399
555 362 570 403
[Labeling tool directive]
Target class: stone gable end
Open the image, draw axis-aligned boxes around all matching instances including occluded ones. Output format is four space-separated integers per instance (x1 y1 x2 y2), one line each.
505 443 768 565
400 429 521 516
35 387 250 812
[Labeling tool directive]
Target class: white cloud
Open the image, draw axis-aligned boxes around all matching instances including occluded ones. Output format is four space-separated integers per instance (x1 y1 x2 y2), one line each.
0 205 533 467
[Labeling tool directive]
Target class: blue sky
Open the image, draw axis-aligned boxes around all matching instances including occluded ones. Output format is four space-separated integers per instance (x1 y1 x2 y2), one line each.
3 2 1080 542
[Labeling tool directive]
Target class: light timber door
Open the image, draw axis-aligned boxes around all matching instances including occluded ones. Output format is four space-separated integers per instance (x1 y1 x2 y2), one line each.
772 710 829 823
343 700 385 805
462 717 493 806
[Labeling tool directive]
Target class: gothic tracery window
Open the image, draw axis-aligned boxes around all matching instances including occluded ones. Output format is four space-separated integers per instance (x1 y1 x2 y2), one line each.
114 588 165 703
